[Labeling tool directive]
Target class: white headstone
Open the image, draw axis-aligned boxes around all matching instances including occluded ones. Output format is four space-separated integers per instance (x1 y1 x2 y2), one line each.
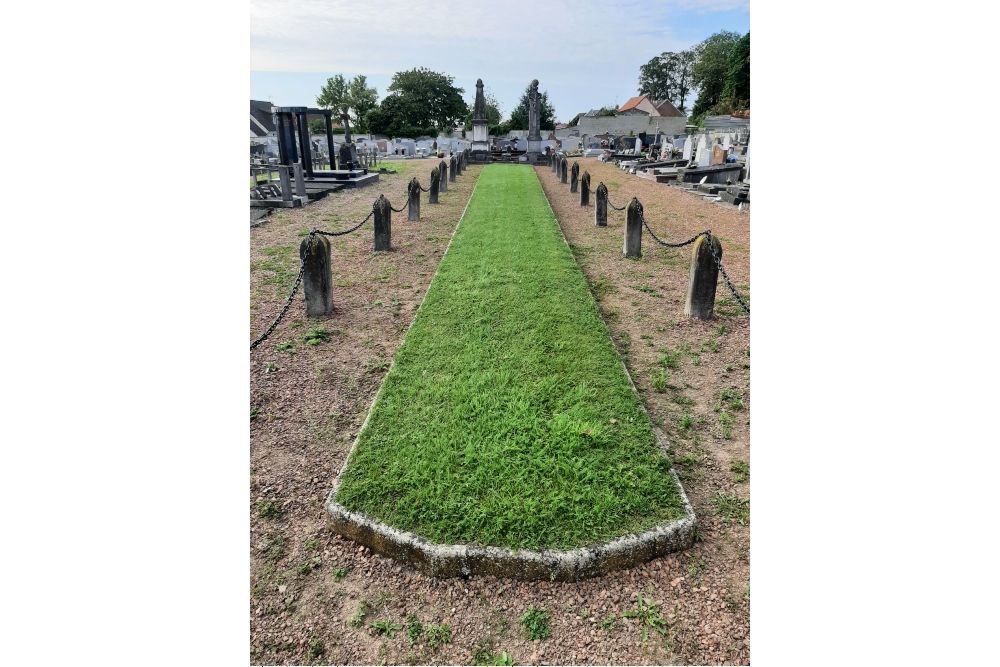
743 144 750 184
682 136 693 161
697 135 712 167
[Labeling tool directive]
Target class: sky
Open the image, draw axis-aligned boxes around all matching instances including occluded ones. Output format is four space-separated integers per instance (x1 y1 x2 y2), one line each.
250 0 749 123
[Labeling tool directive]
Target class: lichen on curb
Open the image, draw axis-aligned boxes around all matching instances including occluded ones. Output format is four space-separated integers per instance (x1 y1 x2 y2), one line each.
324 165 697 581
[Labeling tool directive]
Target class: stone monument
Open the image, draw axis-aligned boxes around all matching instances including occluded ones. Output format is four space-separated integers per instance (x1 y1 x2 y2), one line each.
526 79 543 161
338 104 358 171
471 78 490 161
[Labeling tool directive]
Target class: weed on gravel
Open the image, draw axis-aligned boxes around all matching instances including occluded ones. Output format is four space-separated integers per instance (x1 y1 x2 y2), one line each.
520 606 552 640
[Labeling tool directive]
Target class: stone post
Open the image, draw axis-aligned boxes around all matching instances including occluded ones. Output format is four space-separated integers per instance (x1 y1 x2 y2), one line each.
279 166 293 202
551 152 558 173
449 156 457 181
408 177 421 221
570 162 579 193
624 197 642 258
580 171 590 207
429 167 440 204
594 182 608 226
299 234 333 317
293 162 307 196
684 235 722 319
374 195 391 252
560 157 568 184
439 160 448 192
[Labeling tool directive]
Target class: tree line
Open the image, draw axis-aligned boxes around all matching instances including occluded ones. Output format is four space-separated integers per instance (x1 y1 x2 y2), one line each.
314 69 557 140
637 30 749 124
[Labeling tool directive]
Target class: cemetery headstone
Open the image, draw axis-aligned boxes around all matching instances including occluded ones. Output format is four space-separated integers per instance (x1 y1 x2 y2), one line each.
684 235 722 319
299 234 333 316
595 182 608 227
624 198 643 258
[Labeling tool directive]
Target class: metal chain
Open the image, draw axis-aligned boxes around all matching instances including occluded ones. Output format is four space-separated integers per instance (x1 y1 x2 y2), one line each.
250 218 270 229
705 231 750 315
640 211 708 248
389 201 407 213
607 199 627 211
250 203 377 351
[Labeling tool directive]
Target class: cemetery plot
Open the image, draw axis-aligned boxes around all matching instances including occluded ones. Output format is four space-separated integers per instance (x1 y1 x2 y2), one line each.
333 164 688 551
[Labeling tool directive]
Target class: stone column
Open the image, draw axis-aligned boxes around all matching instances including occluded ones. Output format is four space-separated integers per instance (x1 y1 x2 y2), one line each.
299 234 333 317
429 167 440 204
560 157 568 184
293 162 307 196
439 160 448 192
551 152 558 173
374 195 391 252
624 198 642 258
449 155 457 181
594 182 608 226
684 234 722 319
580 171 590 207
408 177 421 221
570 162 579 192
279 166 293 202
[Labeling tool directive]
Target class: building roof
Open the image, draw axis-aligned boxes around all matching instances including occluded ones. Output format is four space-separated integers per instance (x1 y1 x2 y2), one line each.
250 100 277 135
618 96 648 113
652 99 683 117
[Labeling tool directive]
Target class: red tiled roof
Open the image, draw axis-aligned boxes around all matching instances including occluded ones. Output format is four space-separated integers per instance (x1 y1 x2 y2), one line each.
619 96 647 112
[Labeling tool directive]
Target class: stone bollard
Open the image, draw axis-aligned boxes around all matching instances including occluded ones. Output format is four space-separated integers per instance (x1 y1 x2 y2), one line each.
580 171 590 207
293 162 307 196
548 152 553 169
449 155 457 181
624 197 642 258
299 233 333 317
408 177 421 221
684 234 722 319
560 157 568 184
570 162 579 193
429 167 440 204
374 195 391 252
594 182 608 226
279 166 293 202
439 160 448 192
551 153 558 173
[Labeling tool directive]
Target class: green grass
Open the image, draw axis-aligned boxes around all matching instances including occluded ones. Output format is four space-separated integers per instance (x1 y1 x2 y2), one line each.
334 165 686 550
520 607 552 640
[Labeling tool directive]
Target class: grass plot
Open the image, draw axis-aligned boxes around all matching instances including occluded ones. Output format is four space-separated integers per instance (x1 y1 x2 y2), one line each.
334 164 686 550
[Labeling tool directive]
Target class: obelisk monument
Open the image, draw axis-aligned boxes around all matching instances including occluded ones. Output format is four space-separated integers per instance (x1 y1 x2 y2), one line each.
526 79 542 161
471 78 490 161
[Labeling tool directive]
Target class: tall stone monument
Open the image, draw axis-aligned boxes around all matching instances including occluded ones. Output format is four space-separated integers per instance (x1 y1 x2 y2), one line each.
526 79 543 161
338 104 358 171
471 78 490 161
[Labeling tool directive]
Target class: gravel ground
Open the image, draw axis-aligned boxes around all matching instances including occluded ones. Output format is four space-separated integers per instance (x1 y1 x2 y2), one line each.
250 159 750 666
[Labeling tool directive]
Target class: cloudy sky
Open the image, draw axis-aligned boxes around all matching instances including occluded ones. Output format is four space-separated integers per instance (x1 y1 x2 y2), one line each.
250 0 749 122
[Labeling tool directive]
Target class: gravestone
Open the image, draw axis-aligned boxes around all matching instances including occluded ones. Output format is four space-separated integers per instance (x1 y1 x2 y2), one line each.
624 198 642 258
407 177 421 221
580 171 590 207
684 235 722 319
429 167 440 204
526 79 543 160
373 195 391 252
338 105 358 170
682 136 693 161
697 135 712 168
299 234 333 316
711 145 727 166
570 162 579 193
595 182 608 227
439 160 448 191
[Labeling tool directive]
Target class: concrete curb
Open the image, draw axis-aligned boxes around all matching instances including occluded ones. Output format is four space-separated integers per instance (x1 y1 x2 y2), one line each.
325 165 696 581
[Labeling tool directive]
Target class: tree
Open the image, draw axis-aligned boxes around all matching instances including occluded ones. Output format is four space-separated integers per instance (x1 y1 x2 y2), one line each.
347 75 378 133
366 95 436 138
721 32 750 107
638 50 696 113
690 31 743 122
308 118 326 135
595 105 618 117
316 74 349 111
507 83 556 131
384 67 467 132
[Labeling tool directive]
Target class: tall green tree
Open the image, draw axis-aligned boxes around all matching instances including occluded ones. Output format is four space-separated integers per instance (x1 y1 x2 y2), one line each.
507 84 556 131
690 31 743 121
316 74 349 111
638 50 696 113
347 75 379 133
721 32 750 106
382 67 467 132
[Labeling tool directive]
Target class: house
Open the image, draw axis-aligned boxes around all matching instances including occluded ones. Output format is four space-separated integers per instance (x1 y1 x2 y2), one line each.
617 96 684 118
250 100 276 138
652 99 683 117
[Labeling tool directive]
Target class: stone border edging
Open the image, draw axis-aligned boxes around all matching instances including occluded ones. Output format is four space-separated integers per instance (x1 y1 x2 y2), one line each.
325 165 696 581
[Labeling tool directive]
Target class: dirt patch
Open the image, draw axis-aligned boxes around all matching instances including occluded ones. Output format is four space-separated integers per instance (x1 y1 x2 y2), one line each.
250 159 750 666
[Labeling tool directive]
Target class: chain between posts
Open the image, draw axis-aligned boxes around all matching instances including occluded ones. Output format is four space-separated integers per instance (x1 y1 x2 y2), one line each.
250 218 270 229
639 211 750 315
607 199 627 211
389 201 407 213
250 202 377 351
